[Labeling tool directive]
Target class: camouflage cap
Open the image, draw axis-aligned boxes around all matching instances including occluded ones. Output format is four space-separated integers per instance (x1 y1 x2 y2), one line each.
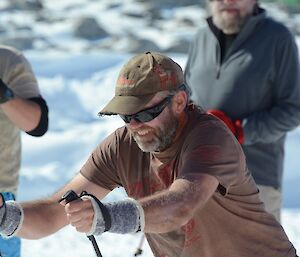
99 51 184 116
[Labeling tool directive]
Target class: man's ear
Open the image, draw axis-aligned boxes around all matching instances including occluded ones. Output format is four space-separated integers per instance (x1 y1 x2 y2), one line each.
172 91 188 114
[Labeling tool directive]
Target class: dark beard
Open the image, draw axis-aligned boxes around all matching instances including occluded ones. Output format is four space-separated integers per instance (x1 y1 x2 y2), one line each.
212 11 251 34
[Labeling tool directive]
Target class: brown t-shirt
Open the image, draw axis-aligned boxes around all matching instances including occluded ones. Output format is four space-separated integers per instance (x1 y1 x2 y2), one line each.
81 107 296 257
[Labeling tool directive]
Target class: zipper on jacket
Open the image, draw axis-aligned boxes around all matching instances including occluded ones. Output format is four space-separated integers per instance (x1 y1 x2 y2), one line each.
216 65 221 79
216 42 221 79
208 18 223 79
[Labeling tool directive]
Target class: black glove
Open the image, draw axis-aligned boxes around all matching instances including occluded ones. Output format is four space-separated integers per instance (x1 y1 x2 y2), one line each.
0 79 15 104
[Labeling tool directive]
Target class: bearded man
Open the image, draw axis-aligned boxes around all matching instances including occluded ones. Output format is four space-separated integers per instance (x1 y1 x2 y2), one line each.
0 52 298 257
184 0 300 222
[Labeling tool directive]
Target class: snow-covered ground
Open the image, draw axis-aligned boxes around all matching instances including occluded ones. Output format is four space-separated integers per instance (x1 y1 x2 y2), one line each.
0 0 297 256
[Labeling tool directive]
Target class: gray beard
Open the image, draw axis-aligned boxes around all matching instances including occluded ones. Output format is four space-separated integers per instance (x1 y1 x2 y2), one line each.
212 13 250 34
134 116 178 153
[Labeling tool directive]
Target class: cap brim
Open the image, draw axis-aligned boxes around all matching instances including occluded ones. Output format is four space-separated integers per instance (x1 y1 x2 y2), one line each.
99 94 155 116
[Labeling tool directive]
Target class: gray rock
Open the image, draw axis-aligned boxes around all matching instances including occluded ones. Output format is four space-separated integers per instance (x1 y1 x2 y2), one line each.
0 35 34 50
129 38 161 53
73 17 109 40
165 38 191 53
145 6 163 24
106 3 122 9
139 0 202 7
0 25 7 34
24 0 43 11
176 17 197 27
122 11 145 19
6 0 43 11
106 35 161 53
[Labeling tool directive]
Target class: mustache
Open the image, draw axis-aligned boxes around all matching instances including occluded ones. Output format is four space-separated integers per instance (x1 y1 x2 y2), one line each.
129 125 152 133
219 5 239 11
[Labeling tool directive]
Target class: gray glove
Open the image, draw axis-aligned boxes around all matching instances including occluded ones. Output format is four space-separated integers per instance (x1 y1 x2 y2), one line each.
84 194 145 236
0 78 15 104
0 194 24 238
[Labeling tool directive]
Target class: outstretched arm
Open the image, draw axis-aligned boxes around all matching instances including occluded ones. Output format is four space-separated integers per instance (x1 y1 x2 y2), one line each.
0 96 42 132
63 173 219 236
0 173 110 239
140 174 218 233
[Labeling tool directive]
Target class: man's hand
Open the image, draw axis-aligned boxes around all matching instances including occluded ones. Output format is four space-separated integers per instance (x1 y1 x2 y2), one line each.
60 197 95 233
0 79 14 104
0 194 5 223
207 109 244 144
0 194 4 207
60 191 144 236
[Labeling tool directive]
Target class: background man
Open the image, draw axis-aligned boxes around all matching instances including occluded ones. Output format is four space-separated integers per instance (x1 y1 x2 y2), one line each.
184 0 300 221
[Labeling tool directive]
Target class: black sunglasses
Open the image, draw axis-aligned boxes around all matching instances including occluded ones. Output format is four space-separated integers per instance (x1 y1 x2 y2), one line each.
119 95 173 123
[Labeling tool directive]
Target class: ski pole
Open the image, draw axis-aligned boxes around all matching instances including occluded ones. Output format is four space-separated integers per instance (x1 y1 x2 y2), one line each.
60 190 103 257
134 234 145 256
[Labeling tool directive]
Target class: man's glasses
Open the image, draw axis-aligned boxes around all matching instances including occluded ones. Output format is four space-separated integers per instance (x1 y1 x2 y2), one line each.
119 95 173 123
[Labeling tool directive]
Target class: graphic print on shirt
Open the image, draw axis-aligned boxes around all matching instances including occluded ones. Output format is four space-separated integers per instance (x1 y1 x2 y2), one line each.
181 218 201 248
127 160 175 198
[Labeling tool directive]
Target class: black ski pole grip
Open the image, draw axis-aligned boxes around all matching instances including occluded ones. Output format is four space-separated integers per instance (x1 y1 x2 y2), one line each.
59 190 103 257
60 190 79 203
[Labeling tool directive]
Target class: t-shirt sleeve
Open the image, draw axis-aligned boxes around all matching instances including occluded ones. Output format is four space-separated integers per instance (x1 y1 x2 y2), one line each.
80 129 122 191
0 47 40 98
179 120 245 191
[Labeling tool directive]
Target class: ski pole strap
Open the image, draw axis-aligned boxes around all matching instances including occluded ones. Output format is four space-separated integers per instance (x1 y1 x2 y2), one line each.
79 191 112 232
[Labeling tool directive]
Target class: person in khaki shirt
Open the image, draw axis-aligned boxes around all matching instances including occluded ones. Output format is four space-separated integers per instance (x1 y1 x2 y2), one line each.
0 52 297 257
0 45 48 257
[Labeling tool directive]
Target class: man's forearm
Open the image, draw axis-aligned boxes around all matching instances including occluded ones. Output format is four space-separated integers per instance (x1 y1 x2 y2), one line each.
17 199 68 239
140 176 218 233
0 97 42 132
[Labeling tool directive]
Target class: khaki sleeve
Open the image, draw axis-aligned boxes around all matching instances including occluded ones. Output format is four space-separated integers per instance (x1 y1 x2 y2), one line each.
1 47 40 98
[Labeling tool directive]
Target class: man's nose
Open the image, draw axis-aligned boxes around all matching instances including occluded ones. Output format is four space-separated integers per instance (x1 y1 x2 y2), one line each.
128 118 143 128
222 0 238 5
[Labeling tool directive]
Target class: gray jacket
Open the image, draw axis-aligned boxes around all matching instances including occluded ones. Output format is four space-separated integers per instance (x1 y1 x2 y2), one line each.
184 9 300 189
